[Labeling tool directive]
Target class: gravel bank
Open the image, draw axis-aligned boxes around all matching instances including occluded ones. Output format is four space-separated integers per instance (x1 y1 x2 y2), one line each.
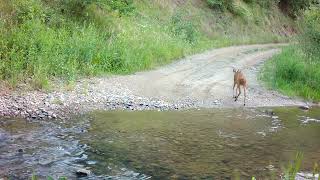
0 44 310 120
0 79 196 120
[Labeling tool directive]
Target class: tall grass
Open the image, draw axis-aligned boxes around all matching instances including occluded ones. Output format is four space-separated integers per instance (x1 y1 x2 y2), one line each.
261 46 320 101
0 0 293 89
283 152 303 180
261 6 320 101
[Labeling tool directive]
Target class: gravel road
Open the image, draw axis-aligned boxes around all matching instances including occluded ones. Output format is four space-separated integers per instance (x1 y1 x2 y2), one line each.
0 44 308 119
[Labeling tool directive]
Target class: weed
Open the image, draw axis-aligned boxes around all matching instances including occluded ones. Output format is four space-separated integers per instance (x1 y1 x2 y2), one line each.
0 0 292 89
283 152 303 180
261 6 320 101
261 46 320 101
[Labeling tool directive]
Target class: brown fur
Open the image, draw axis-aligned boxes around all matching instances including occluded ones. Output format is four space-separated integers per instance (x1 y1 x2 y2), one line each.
233 68 247 106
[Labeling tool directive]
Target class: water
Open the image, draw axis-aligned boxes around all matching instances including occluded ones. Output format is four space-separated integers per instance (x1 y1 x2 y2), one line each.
0 118 89 179
79 107 320 179
0 107 320 179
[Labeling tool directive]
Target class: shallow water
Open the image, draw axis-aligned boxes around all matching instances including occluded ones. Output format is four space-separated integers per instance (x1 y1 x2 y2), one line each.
0 107 320 179
79 107 320 179
0 117 90 179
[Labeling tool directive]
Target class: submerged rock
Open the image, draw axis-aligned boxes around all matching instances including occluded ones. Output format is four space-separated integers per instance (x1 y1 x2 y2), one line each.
76 168 91 177
299 105 310 110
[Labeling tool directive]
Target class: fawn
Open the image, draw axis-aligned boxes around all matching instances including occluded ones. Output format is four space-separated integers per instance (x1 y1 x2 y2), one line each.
233 68 247 106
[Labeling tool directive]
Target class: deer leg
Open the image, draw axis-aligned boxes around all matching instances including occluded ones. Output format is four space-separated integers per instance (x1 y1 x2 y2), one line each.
243 86 246 106
235 85 241 102
233 83 236 98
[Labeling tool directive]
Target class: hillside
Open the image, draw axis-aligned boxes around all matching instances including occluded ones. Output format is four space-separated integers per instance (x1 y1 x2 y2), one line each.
0 0 298 89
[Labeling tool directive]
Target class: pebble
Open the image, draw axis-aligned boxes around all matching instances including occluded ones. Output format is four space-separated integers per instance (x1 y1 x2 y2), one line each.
0 80 197 120
76 169 91 177
299 105 310 110
86 161 97 165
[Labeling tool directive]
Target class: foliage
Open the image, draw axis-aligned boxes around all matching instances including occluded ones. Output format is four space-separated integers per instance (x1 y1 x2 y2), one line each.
206 0 315 18
170 12 199 44
0 0 292 89
279 0 314 17
261 6 320 101
283 152 303 180
228 0 253 20
300 6 320 59
261 46 320 101
206 0 227 10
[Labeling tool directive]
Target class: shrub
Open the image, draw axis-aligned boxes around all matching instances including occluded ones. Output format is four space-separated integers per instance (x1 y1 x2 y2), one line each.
12 0 45 22
206 0 226 10
170 12 199 44
0 20 113 88
261 46 320 101
104 0 135 16
228 0 253 20
279 0 313 17
300 6 320 59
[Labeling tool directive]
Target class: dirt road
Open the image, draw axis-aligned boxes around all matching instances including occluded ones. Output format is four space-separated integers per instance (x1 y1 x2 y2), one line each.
108 43 305 108
0 44 308 120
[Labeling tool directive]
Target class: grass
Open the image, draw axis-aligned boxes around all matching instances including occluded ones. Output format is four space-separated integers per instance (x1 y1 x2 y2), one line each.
261 6 320 102
260 46 320 102
0 0 294 89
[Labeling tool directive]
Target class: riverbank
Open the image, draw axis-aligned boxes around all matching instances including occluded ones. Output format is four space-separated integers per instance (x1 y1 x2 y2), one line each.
0 44 311 120
260 46 320 102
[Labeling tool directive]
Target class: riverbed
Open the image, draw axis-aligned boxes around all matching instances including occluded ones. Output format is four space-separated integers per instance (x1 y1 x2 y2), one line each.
1 107 320 179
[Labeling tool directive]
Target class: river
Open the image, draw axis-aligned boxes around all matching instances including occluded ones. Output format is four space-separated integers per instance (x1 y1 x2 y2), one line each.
1 107 320 179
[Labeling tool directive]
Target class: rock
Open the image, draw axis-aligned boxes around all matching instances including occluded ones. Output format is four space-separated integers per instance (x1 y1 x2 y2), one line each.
264 109 275 116
213 100 221 105
76 169 91 177
39 114 45 119
299 105 310 110
74 150 85 156
39 157 55 165
86 161 97 165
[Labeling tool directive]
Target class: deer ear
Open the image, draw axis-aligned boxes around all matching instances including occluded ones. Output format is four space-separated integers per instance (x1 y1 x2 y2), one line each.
233 68 236 72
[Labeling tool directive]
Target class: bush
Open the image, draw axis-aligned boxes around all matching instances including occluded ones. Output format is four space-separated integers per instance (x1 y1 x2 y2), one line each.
12 0 45 22
300 6 320 59
0 20 113 88
104 0 135 16
228 0 253 20
261 46 320 101
279 0 313 17
206 0 226 10
206 0 254 20
171 12 199 44
0 0 293 89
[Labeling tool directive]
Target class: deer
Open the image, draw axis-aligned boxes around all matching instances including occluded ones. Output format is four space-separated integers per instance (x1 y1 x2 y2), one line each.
233 68 247 106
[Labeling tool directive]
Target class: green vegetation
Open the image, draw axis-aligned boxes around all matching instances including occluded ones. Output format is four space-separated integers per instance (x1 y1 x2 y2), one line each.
206 0 314 17
0 0 298 89
261 6 320 101
283 152 303 180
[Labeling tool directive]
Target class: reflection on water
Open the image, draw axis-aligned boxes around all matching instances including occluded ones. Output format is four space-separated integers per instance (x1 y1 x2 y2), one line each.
79 107 320 179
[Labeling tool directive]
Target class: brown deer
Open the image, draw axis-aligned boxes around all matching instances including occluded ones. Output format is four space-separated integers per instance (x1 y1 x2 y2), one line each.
233 68 247 106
